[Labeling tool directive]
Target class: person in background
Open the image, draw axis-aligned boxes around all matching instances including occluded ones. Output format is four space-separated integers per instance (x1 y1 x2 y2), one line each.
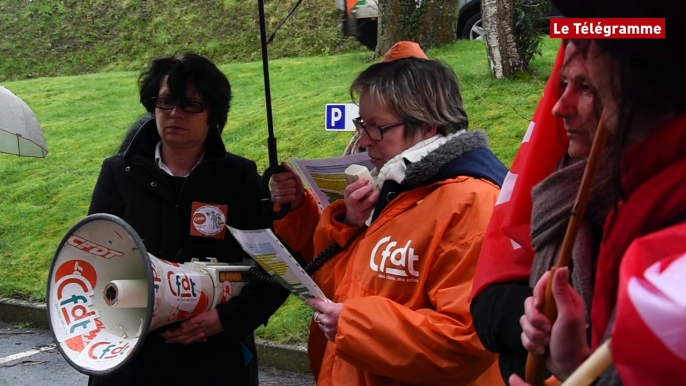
88 52 288 386
513 1 686 385
470 39 610 382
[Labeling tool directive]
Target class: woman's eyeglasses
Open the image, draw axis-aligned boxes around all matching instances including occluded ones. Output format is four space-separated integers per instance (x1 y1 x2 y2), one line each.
153 97 206 114
352 117 404 141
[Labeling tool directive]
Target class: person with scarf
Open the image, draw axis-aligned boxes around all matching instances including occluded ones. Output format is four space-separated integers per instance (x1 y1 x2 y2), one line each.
513 1 686 385
470 39 608 382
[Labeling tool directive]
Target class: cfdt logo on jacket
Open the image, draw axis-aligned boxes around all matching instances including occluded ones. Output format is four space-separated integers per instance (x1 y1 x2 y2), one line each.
190 202 228 239
370 236 420 282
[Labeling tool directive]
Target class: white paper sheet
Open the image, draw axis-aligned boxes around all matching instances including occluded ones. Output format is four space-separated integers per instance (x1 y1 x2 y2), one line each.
290 152 374 211
226 226 327 301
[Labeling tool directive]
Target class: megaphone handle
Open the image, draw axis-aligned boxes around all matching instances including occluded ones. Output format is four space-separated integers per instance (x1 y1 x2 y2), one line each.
261 164 291 220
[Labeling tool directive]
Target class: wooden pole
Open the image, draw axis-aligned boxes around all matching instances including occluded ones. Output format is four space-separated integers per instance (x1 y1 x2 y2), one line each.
525 112 609 386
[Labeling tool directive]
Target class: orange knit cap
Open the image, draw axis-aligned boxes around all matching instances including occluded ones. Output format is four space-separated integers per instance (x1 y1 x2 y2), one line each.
381 41 428 62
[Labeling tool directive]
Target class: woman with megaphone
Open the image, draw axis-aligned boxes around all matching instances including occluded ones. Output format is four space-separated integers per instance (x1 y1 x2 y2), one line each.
87 52 289 386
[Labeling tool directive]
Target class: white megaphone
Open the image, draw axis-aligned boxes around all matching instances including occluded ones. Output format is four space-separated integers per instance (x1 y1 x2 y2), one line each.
46 213 253 376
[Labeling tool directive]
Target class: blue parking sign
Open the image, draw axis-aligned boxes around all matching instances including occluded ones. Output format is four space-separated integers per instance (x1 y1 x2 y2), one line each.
325 103 358 131
326 105 346 130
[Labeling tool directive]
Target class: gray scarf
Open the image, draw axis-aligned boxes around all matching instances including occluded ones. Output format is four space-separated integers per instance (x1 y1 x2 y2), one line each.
529 155 613 324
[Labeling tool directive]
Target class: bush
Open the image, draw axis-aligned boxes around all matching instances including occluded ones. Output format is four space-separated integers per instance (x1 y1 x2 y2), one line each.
514 0 551 73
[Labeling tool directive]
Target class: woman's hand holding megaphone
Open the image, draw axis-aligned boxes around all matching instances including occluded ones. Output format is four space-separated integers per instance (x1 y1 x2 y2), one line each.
162 309 223 345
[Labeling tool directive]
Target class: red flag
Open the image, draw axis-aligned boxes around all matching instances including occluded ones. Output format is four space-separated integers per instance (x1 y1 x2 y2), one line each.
612 222 686 386
471 42 569 298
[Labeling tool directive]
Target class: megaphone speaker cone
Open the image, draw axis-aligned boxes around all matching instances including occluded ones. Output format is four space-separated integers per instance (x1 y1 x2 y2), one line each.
47 214 252 376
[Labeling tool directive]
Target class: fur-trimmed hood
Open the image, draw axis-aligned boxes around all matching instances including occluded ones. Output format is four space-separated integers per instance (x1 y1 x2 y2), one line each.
404 130 505 187
370 130 507 223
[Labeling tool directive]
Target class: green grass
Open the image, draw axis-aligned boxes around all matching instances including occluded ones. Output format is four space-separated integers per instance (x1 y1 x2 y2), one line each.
0 38 560 343
0 0 362 82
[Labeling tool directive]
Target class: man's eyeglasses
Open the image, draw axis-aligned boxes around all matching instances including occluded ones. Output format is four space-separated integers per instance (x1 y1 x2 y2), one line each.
152 97 206 114
352 117 404 141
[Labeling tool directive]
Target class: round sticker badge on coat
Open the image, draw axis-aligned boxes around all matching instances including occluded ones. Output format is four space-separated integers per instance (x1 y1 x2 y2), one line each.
190 202 228 239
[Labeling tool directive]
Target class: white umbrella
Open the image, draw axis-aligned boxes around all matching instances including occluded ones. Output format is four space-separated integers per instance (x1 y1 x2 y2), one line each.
0 85 48 158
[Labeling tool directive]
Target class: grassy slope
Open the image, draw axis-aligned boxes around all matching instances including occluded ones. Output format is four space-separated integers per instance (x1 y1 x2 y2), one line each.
0 0 361 82
0 38 560 342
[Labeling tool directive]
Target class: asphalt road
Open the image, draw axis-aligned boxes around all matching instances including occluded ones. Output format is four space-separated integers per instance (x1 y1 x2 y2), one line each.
0 322 315 386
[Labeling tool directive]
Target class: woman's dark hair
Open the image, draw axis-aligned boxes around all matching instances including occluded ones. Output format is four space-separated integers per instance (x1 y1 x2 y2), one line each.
594 42 686 202
350 57 468 139
139 52 232 133
552 0 686 203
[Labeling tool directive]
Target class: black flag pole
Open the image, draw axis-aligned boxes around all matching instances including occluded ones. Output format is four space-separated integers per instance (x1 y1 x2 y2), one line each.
257 0 290 220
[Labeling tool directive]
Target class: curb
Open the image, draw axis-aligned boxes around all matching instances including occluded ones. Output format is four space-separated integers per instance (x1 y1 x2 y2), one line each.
0 298 311 374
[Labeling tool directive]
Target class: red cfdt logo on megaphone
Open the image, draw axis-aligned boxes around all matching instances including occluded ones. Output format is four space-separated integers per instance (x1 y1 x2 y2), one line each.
47 214 252 376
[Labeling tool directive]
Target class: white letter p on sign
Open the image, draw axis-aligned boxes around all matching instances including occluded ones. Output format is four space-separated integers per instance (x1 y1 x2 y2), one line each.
330 108 342 127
